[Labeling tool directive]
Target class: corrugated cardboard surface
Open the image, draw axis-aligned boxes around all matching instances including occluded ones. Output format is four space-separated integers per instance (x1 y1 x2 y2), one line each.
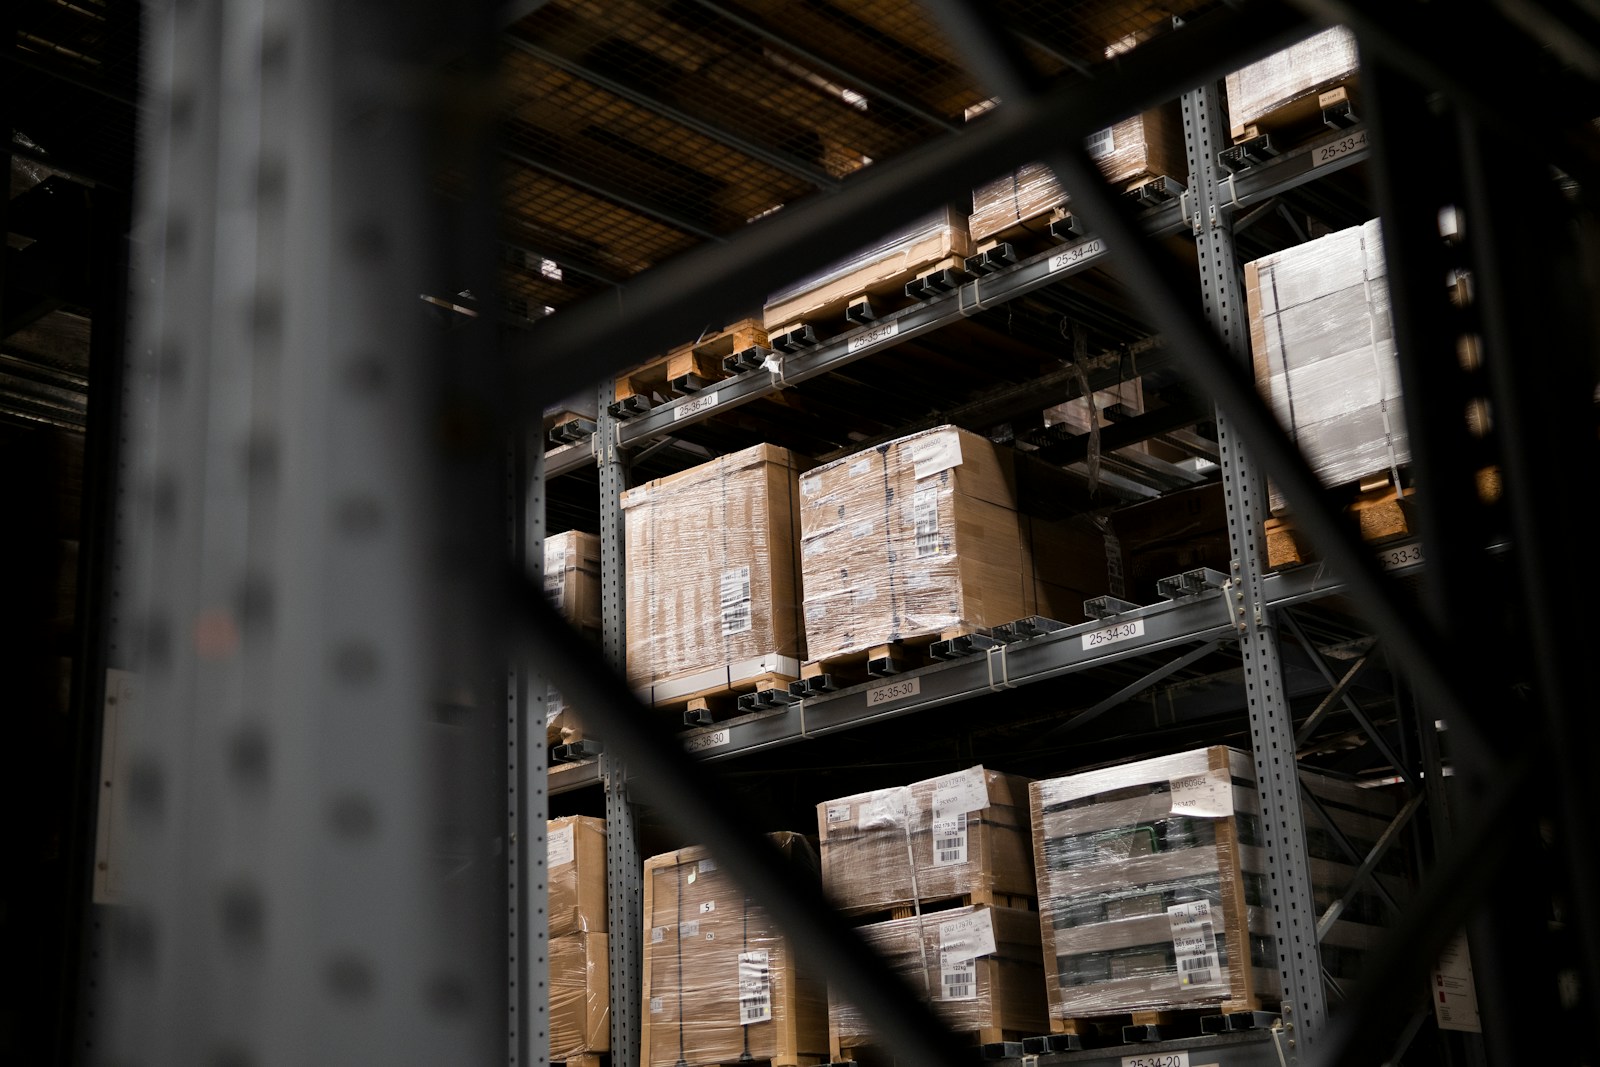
546 529 602 637
549 815 607 938
622 443 805 687
642 835 829 1067
828 905 1049 1045
817 767 1035 914
1225 26 1358 132
551 931 610 1059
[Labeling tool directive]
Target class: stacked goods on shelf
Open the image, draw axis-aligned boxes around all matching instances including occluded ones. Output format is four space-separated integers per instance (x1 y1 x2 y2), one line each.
968 106 1186 245
817 766 1047 1056
613 318 770 410
797 426 1107 666
550 816 609 1062
1107 484 1231 604
642 835 828 1067
761 206 973 332
1225 26 1359 141
545 531 601 749
623 444 805 707
1028 747 1405 1029
1245 219 1411 565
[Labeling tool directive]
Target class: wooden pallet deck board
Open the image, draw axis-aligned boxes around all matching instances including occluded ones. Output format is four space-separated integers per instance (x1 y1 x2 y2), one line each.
615 318 768 403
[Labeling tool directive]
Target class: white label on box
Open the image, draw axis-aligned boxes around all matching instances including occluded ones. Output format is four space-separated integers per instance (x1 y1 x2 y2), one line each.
857 786 912 829
849 458 872 478
865 676 921 708
800 473 821 497
685 728 731 754
548 824 575 867
847 319 900 354
680 920 700 938
931 766 989 819
699 858 717 873
650 996 664 1014
674 390 719 420
850 520 874 539
913 485 940 557
1432 930 1482 1032
931 811 968 866
720 566 752 636
939 950 978 1001
912 430 963 480
686 868 696 884
939 910 997 960
739 950 773 1025
1121 1053 1189 1067
1167 901 1222 989
1169 769 1234 819
699 900 715 914
1049 238 1105 274
1085 127 1116 160
1314 127 1368 168
826 803 851 824
851 582 877 606
1083 617 1145 650
652 926 666 943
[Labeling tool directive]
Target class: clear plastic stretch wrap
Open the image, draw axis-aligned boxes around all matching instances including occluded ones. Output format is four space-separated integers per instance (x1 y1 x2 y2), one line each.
551 932 610 1060
545 531 601 745
799 427 1027 658
642 835 829 1067
548 816 607 938
622 444 804 692
1247 219 1408 505
1029 747 1407 1019
762 206 972 329
1225 26 1358 134
969 108 1184 243
828 906 1049 1050
816 765 1034 916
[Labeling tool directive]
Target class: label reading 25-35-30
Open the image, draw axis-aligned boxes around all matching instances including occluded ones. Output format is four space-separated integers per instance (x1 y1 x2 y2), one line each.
865 676 921 707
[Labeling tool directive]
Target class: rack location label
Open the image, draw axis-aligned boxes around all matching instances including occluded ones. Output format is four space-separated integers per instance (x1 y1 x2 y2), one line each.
685 728 731 753
1083 618 1145 650
1049 238 1104 273
865 676 921 707
1121 1054 1190 1067
1314 128 1367 167
674 390 720 420
847 319 900 354
1379 541 1423 570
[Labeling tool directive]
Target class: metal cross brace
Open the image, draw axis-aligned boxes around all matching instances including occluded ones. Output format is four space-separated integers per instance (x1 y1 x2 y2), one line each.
1297 784 1404 919
1039 637 1228 741
1314 791 1423 939
1282 610 1413 785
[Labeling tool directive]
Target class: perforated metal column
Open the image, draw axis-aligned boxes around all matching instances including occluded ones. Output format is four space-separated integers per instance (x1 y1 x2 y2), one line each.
108 1 504 1062
511 432 550 1066
1182 82 1328 1052
596 389 643 1067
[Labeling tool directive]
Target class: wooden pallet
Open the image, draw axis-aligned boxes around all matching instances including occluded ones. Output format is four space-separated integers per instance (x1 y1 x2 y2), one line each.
1232 78 1359 145
614 318 768 405
969 171 1184 257
796 628 980 692
635 662 799 723
554 1055 607 1067
831 889 1038 926
1264 478 1412 569
832 1027 1029 1065
1050 1004 1267 1044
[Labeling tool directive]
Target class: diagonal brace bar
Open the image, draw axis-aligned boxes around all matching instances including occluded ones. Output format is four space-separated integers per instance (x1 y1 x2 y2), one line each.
1283 611 1413 784
1292 644 1374 749
1041 638 1227 740
1298 782 1403 918
1315 791 1423 938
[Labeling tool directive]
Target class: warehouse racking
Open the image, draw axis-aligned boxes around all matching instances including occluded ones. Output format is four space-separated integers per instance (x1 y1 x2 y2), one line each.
29 1 1598 1067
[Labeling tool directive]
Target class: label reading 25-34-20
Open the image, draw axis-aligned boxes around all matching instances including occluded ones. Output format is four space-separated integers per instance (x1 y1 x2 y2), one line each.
1121 1052 1188 1067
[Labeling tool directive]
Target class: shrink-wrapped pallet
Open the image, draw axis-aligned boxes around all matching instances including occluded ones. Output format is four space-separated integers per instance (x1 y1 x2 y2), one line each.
622 444 805 700
1246 219 1408 505
828 905 1049 1055
551 932 610 1060
549 816 608 938
545 531 601 745
763 206 972 330
817 766 1034 916
1029 747 1404 1021
1225 27 1359 138
969 108 1184 244
642 836 829 1067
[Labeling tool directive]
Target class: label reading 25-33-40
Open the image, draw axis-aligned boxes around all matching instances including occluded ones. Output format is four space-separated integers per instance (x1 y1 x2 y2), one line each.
1315 128 1367 167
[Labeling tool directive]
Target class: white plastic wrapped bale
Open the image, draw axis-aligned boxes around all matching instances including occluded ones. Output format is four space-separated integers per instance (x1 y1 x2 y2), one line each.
1029 747 1406 1023
1225 26 1359 139
762 206 972 330
1246 219 1408 506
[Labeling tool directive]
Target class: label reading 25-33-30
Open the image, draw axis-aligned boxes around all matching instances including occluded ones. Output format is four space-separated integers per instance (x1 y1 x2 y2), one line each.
1315 128 1367 167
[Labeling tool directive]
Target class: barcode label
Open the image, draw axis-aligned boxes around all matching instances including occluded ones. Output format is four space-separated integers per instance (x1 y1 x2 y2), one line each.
940 951 977 1001
914 486 940 557
1167 900 1222 989
1086 127 1116 160
720 566 752 635
739 950 772 1025
932 811 968 866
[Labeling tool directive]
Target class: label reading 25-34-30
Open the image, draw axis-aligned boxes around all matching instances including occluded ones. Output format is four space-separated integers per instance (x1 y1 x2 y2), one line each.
1083 618 1145 651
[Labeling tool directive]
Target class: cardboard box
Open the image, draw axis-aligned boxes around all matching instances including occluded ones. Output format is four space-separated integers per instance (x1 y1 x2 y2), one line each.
622 444 805 692
551 931 610 1060
1226 27 1359 138
817 766 1034 916
1108 483 1231 605
549 816 607 938
1246 219 1408 506
828 905 1048 1053
546 531 601 745
642 835 829 1067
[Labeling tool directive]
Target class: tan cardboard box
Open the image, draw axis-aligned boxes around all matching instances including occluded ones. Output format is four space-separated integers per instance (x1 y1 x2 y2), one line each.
549 816 607 938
